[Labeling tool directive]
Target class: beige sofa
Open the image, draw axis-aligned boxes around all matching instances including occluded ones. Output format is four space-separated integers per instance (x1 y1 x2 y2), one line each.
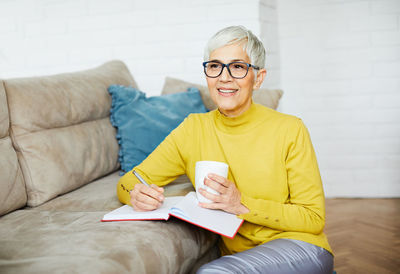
0 60 282 273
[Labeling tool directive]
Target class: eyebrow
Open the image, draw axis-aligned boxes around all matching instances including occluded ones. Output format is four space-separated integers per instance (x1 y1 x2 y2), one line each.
209 59 246 63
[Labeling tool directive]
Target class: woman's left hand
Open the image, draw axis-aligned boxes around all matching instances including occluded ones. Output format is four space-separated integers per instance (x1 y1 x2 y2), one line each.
198 173 249 215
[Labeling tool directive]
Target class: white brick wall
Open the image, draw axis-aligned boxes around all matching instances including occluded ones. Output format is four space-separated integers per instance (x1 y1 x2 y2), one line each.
0 0 279 96
278 0 400 197
0 0 398 197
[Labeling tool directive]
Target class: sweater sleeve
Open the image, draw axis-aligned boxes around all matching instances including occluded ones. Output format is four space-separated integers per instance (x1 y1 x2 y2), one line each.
238 119 326 235
117 116 191 205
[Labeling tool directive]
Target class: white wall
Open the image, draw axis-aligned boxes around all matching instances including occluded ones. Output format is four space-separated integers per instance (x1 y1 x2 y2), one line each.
0 0 280 96
278 0 400 197
0 0 399 197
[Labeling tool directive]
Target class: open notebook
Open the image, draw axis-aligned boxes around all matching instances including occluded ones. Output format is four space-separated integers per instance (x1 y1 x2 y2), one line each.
102 192 243 238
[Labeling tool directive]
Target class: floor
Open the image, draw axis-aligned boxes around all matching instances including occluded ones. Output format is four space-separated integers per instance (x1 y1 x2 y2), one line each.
325 198 400 274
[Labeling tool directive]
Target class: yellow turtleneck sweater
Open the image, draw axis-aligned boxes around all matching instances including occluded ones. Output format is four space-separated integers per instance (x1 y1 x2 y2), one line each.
117 103 332 255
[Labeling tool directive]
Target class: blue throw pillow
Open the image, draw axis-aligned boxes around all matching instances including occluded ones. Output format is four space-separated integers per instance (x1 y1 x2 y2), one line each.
108 85 208 174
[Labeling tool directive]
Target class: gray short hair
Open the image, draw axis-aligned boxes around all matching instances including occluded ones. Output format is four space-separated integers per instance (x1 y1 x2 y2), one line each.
204 25 266 69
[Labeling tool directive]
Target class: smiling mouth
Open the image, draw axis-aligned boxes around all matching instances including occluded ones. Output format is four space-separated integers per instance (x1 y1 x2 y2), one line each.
218 88 238 94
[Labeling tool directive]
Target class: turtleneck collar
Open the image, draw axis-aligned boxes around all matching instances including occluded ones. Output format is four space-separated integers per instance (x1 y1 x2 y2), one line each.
213 102 261 134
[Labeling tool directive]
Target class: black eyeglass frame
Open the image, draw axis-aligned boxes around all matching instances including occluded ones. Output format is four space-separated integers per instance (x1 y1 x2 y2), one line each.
202 61 260 79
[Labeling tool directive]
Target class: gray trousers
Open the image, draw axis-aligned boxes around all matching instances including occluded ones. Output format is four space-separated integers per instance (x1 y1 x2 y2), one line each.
197 239 333 274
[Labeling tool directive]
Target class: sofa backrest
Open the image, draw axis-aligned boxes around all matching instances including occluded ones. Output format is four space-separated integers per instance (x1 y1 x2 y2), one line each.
0 81 27 216
4 60 137 207
161 77 283 111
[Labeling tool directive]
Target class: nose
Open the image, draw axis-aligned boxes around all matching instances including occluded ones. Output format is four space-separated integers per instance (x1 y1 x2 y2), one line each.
219 65 233 81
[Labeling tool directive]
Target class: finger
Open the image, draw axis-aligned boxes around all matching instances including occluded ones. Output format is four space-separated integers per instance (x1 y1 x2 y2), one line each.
132 185 163 207
207 173 230 187
198 201 224 210
199 187 222 203
137 184 164 202
135 191 163 207
151 184 164 194
130 193 147 211
204 177 225 194
133 199 161 211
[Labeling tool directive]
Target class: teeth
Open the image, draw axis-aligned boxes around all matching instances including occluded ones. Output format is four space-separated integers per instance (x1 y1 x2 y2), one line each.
218 89 237 93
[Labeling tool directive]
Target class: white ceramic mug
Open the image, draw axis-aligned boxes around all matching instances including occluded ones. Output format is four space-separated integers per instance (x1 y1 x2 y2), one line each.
195 161 229 203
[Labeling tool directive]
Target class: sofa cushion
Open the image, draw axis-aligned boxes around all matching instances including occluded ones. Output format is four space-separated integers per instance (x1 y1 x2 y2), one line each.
0 210 218 273
0 81 27 216
4 60 137 207
108 85 208 173
0 82 8 138
32 172 195 212
162 76 283 110
0 171 217 273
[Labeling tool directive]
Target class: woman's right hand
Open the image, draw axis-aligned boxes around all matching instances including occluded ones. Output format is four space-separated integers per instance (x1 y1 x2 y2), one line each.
130 184 164 211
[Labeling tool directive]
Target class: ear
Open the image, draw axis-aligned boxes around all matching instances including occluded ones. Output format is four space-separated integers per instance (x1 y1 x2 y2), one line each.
253 69 267 90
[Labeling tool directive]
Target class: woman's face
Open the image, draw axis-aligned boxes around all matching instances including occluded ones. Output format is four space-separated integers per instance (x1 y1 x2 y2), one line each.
206 43 266 117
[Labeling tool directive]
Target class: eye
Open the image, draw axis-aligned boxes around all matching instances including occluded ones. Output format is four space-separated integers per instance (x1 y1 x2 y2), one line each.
231 63 247 70
208 62 221 69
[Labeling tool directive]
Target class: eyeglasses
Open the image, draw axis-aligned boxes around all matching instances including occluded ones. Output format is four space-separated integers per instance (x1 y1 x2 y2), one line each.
202 61 260 79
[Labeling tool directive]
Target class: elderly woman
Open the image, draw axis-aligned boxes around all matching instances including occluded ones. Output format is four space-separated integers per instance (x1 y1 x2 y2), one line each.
117 26 333 273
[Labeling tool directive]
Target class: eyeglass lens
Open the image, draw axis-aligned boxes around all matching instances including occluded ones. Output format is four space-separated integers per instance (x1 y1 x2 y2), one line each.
205 62 249 78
